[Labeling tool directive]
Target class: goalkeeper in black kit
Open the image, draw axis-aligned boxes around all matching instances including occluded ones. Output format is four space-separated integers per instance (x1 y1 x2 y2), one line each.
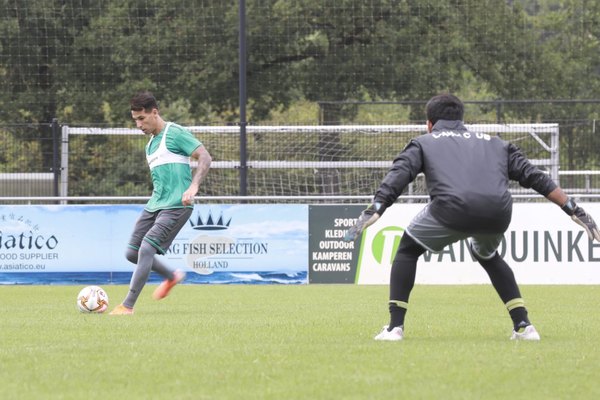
344 93 600 341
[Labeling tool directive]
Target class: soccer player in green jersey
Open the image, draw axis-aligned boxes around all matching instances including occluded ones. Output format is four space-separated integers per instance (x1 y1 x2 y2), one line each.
110 91 212 315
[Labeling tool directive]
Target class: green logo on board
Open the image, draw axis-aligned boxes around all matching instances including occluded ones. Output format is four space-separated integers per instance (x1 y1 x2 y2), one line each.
371 226 404 264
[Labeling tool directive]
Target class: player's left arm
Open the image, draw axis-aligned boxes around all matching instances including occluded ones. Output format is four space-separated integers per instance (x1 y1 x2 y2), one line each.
508 144 600 242
182 145 212 206
546 187 600 242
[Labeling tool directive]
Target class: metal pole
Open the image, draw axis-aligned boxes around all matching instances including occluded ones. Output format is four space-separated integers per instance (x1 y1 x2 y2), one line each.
551 125 560 185
51 118 60 198
60 125 69 205
238 0 248 196
495 100 502 123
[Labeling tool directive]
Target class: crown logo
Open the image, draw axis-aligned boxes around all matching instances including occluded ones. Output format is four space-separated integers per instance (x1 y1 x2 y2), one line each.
189 211 232 230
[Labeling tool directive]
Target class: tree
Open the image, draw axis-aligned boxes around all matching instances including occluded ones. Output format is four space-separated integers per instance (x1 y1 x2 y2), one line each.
1 0 599 195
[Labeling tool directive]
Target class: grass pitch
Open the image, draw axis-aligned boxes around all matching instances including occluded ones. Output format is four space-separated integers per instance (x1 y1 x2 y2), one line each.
1 284 599 399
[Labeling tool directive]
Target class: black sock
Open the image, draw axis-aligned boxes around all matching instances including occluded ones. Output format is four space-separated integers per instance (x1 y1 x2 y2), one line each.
474 250 533 329
389 302 407 330
476 252 522 303
387 235 424 330
509 307 530 329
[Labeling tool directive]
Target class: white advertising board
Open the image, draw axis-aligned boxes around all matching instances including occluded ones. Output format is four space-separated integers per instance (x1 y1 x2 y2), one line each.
356 203 600 284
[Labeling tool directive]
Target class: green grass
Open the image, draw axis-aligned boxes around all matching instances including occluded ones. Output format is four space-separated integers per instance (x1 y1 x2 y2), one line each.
1 284 599 399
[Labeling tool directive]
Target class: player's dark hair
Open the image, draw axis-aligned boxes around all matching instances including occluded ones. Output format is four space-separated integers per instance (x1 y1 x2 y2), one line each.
130 91 159 112
425 94 464 125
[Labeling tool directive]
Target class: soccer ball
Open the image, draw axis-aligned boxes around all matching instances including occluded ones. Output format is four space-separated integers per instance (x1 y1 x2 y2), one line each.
77 285 109 313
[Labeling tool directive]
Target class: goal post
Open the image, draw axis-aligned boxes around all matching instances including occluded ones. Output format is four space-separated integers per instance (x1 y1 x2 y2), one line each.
61 123 559 200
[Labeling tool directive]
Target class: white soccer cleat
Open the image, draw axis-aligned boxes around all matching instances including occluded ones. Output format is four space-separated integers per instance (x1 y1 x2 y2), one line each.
374 325 404 341
510 324 540 341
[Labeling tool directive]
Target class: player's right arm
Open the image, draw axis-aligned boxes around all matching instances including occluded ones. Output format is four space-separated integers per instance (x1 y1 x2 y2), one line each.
344 141 423 242
372 140 424 216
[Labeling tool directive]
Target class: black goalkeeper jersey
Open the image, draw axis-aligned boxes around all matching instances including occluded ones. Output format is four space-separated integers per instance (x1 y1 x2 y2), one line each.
373 120 557 233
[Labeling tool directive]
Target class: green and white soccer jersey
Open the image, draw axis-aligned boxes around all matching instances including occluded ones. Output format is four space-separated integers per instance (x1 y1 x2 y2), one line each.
145 122 202 211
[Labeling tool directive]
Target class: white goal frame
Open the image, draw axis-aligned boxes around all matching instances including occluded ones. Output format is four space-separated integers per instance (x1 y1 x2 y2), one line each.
61 123 560 200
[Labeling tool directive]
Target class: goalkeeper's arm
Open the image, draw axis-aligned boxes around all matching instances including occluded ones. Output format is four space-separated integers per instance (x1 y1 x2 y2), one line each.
560 198 600 242
343 142 421 242
547 188 600 242
343 202 383 242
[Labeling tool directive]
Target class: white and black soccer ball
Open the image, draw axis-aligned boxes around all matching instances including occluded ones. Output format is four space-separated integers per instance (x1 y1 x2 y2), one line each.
76 285 109 313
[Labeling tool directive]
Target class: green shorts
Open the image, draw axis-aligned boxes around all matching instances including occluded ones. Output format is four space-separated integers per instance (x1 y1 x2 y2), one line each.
128 208 193 255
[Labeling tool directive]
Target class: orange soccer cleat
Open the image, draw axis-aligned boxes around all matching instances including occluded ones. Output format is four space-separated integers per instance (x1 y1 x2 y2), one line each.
152 270 186 300
109 304 134 315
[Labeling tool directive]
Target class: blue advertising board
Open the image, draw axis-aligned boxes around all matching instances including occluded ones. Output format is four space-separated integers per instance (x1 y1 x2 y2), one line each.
0 204 308 284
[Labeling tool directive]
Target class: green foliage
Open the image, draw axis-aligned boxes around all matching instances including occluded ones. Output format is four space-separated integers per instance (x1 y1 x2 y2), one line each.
2 0 599 125
0 129 45 172
68 135 150 196
1 0 599 196
261 99 320 125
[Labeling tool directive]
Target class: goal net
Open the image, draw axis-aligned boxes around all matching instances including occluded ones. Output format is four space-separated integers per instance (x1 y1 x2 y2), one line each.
62 123 559 201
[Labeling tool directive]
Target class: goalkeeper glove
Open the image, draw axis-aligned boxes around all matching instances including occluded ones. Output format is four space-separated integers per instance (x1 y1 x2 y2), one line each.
561 198 600 242
343 203 382 242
